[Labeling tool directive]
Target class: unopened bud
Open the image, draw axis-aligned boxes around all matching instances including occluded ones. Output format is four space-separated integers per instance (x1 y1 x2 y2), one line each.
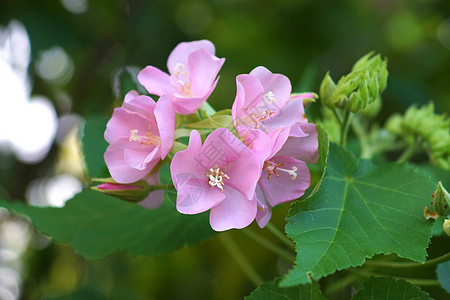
319 72 337 108
431 181 450 218
92 178 151 202
319 52 388 113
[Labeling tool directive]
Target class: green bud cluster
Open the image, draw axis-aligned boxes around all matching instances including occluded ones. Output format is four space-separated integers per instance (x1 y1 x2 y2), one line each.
320 52 388 113
386 102 450 169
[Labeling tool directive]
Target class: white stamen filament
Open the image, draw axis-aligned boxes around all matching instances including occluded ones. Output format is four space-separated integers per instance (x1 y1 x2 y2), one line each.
262 91 276 105
129 127 161 147
207 167 230 191
170 63 193 97
277 166 297 180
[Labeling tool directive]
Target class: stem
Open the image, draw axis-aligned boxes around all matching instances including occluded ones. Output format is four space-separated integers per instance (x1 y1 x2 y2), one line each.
266 223 295 250
364 251 450 269
219 233 264 287
339 110 352 147
354 269 441 287
332 108 343 125
397 138 421 163
351 116 372 159
241 228 296 263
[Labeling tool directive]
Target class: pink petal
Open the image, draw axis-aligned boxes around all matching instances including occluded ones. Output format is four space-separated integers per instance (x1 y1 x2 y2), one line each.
249 66 292 108
242 129 272 163
171 78 219 115
255 185 272 228
124 90 140 102
277 123 319 164
267 127 290 159
188 48 225 96
209 186 257 231
170 130 205 188
232 74 265 128
154 95 175 158
167 40 216 75
123 143 160 170
137 66 175 97
263 99 304 132
104 108 154 144
122 94 156 117
104 138 155 183
201 128 262 199
96 182 141 190
176 176 225 214
259 155 311 207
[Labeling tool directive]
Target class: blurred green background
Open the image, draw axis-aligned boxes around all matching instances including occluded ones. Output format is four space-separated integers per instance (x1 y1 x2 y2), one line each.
0 0 449 299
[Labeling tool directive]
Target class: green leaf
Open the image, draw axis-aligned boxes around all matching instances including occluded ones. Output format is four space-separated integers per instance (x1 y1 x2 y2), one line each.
352 277 432 300
281 144 434 286
0 189 215 259
184 114 233 129
436 261 450 293
82 115 109 178
245 278 326 300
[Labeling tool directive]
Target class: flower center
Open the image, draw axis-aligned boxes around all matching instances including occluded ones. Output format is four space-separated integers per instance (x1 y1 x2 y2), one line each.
129 125 161 148
263 160 297 180
207 167 230 191
170 63 193 97
239 91 278 131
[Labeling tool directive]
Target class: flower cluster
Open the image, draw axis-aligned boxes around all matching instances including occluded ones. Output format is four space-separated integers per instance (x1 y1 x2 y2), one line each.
102 40 319 231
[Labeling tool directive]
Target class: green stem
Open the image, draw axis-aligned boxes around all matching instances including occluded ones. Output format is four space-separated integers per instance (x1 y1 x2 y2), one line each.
219 233 264 287
364 251 450 269
266 223 295 250
332 108 343 125
397 138 421 163
149 184 174 191
241 228 296 263
351 116 371 159
354 269 441 287
339 110 352 147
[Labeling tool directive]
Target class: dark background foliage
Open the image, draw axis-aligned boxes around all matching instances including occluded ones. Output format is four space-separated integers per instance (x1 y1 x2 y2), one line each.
0 0 449 299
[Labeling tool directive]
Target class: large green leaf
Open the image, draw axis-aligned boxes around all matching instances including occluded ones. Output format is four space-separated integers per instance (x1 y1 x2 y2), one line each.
281 144 434 286
245 278 326 300
0 189 215 259
352 276 432 300
436 261 450 293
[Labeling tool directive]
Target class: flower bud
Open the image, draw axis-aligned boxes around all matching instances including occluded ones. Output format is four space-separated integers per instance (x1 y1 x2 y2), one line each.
431 181 450 218
91 178 151 202
385 102 450 169
319 72 337 108
319 52 388 113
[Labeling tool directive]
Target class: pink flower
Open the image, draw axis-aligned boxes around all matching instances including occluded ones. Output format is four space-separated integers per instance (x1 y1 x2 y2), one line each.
104 91 175 184
170 128 262 231
232 66 305 152
241 100 319 228
138 40 225 115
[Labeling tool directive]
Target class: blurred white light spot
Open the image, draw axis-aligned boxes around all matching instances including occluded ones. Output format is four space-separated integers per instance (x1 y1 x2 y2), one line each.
175 1 212 35
0 21 58 164
35 46 74 85
437 18 450 51
0 20 31 94
13 96 58 163
0 286 16 300
46 174 82 207
0 220 30 255
0 249 20 262
0 267 20 296
26 174 82 208
60 0 88 14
